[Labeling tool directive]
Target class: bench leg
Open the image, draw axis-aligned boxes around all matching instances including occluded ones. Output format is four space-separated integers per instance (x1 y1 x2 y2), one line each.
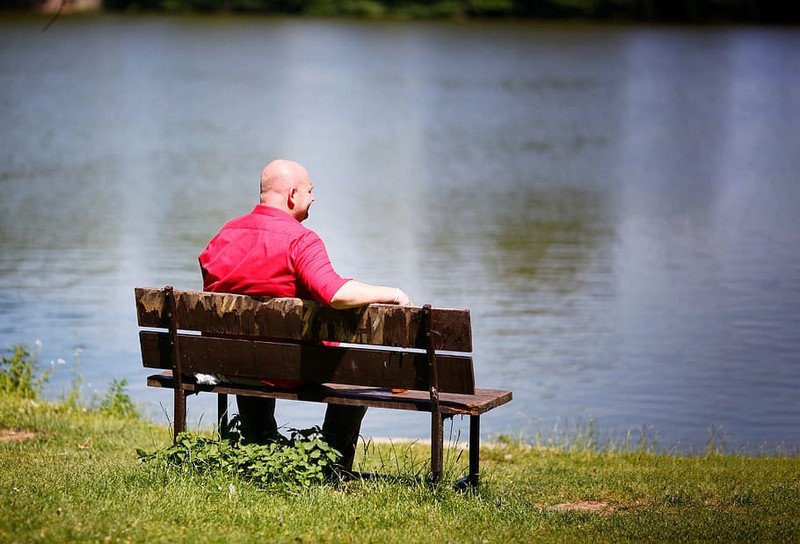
173 389 187 440
455 415 480 491
431 411 443 483
217 393 228 439
469 415 480 487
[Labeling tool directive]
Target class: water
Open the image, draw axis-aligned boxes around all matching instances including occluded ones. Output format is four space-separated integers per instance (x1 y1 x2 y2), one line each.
1 15 799 453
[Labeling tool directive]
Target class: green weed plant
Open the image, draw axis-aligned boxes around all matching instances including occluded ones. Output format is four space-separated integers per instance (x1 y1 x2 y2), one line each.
97 378 140 419
0 344 51 399
1 343 139 420
138 427 341 490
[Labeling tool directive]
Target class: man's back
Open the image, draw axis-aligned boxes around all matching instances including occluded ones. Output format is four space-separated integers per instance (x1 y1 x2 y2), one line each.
199 204 347 303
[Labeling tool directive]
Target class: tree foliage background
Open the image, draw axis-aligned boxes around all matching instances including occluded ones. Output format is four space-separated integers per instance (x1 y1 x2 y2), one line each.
94 0 800 23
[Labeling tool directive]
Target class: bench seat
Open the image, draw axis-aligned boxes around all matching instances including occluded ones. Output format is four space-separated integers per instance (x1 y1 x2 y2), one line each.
147 371 512 416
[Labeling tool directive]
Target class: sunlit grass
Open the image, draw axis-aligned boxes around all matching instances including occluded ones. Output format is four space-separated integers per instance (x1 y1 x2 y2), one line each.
2 391 799 543
1 343 798 542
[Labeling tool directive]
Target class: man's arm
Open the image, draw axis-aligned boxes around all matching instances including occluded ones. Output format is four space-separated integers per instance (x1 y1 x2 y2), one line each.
329 280 413 310
293 232 412 309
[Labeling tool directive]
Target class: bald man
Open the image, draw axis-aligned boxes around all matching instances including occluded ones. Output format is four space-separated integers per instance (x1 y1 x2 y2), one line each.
199 159 412 471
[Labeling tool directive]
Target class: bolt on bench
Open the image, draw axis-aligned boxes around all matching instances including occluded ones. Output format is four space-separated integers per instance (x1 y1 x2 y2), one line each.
135 286 512 487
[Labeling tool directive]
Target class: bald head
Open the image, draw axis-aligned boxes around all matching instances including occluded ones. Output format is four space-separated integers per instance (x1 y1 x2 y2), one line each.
259 159 315 222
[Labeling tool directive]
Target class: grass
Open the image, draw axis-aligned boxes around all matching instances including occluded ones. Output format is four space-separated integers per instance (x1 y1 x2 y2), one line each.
1 344 799 542
1 393 799 543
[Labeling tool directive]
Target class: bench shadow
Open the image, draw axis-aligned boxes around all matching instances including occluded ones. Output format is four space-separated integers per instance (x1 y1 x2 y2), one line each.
330 470 478 493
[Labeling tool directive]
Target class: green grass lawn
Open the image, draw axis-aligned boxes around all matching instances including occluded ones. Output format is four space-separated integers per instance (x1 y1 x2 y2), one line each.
1 393 798 543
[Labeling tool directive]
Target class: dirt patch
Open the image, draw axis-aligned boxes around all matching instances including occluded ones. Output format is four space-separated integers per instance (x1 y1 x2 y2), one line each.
0 428 38 443
551 501 615 514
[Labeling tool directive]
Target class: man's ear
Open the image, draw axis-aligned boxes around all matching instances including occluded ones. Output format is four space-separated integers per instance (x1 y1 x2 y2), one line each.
286 187 296 209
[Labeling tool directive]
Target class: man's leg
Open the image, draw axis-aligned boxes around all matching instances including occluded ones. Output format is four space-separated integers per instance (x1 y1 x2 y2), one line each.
322 405 367 471
236 395 279 444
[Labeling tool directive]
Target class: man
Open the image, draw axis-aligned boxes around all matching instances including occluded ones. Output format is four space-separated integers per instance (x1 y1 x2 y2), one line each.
198 159 412 471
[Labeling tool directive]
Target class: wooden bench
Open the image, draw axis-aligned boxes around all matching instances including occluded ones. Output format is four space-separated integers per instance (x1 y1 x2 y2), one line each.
135 286 512 487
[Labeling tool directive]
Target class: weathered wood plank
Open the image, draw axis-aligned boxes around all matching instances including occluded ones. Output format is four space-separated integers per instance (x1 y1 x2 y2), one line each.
135 287 472 352
147 372 511 416
135 287 303 340
140 331 476 394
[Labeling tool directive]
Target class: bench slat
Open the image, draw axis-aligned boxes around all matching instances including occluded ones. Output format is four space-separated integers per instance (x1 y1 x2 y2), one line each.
135 287 472 352
146 372 511 416
140 331 476 394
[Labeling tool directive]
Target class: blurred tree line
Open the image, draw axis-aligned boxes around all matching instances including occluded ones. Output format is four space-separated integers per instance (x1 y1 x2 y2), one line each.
101 0 799 22
5 0 799 22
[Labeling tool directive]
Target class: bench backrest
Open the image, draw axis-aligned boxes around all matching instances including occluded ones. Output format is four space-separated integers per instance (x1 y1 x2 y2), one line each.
135 287 475 394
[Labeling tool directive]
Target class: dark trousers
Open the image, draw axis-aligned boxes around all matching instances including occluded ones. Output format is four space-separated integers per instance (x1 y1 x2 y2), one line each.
236 395 367 471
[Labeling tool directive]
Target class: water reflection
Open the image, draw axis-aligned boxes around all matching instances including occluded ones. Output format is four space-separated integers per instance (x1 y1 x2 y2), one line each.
1 17 799 451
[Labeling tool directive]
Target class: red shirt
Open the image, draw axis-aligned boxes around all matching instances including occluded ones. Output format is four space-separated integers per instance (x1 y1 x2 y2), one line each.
198 205 349 388
199 205 348 304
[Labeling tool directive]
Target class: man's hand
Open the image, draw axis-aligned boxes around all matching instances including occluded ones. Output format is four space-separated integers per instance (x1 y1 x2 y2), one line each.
391 288 414 307
329 281 414 309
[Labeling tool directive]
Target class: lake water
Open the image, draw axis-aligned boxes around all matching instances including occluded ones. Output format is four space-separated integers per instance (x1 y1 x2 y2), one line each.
1 15 799 453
